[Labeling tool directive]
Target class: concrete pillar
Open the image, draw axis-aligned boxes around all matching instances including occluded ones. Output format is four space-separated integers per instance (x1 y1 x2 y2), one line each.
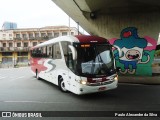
13 52 17 66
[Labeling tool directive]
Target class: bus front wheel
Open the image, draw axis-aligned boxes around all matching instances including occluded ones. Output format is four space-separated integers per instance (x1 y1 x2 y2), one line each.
59 77 67 92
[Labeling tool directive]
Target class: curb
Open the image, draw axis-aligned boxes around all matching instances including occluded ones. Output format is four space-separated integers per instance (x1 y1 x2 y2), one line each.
119 76 160 85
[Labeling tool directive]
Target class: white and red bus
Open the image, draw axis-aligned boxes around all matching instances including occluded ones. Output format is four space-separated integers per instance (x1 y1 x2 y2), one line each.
30 35 119 95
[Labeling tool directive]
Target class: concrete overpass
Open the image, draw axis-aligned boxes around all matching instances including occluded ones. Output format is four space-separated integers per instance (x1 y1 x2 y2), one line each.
52 0 160 39
52 0 160 77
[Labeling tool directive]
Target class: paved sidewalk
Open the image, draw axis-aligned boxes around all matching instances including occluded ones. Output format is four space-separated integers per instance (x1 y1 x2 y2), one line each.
119 75 160 85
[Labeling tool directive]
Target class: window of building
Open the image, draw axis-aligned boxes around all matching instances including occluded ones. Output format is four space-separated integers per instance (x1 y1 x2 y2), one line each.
33 42 37 46
71 32 74 35
17 52 28 56
48 33 53 38
41 33 46 37
3 43 6 47
16 34 20 38
29 33 33 38
2 57 12 64
54 32 59 38
22 34 27 39
9 43 13 47
2 52 12 56
17 43 21 47
9 34 12 37
62 32 67 36
29 33 34 40
24 42 28 47
17 57 28 63
35 33 39 38
3 34 6 37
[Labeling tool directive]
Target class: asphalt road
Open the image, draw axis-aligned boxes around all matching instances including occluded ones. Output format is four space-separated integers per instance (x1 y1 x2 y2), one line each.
0 67 160 120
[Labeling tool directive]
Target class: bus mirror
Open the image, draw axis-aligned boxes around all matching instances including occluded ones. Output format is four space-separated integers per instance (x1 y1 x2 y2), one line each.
116 67 121 72
68 45 77 60
113 45 122 57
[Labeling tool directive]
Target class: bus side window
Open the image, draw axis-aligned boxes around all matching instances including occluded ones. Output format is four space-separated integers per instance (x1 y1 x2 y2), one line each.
61 41 73 63
34 48 43 57
31 50 35 57
53 42 62 59
61 41 71 62
61 41 75 71
67 52 74 70
47 46 52 58
42 47 47 58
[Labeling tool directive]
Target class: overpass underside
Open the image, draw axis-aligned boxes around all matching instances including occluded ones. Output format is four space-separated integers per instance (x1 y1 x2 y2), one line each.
52 0 160 77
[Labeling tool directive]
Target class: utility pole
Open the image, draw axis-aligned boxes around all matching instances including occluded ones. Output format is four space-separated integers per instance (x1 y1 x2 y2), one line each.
68 16 71 35
77 22 79 35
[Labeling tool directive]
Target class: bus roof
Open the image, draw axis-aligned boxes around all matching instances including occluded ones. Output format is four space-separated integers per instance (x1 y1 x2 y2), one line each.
31 35 109 50
75 35 108 43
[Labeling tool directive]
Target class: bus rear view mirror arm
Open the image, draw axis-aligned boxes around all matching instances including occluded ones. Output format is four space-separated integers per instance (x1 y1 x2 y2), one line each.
113 45 122 57
116 67 121 72
68 45 77 60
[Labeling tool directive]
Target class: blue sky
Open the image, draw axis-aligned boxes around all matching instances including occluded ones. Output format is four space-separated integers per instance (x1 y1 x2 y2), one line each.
0 0 87 34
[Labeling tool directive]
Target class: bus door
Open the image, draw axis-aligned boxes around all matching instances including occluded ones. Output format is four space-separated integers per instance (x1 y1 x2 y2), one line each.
46 43 61 84
43 46 56 83
67 52 76 91
61 41 75 90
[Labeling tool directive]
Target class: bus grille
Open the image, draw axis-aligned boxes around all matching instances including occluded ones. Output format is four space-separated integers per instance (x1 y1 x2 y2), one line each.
87 80 115 86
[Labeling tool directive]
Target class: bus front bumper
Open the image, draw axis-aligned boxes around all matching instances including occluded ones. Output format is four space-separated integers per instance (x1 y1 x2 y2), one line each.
74 79 118 95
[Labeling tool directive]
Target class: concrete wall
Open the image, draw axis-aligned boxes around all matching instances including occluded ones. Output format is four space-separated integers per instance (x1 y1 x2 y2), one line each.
87 12 160 40
86 12 160 76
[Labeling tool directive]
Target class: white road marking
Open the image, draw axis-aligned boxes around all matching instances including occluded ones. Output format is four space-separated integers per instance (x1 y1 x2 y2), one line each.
3 101 68 104
10 76 25 80
119 83 150 86
0 76 5 79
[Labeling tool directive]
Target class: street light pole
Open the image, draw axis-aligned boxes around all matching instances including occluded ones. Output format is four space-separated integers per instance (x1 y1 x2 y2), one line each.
69 16 71 35
77 22 79 35
13 40 16 67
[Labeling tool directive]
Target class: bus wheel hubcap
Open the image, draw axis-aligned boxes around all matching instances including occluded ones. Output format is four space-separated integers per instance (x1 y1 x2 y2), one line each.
61 81 66 91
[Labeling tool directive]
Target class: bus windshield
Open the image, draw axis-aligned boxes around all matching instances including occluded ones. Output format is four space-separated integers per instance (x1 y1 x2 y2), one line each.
74 43 115 77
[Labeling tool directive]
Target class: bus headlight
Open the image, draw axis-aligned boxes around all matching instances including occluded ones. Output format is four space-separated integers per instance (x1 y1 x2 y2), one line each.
80 80 87 85
76 79 87 85
114 75 118 81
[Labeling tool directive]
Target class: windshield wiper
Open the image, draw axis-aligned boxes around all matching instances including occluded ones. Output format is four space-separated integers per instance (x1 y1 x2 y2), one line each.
96 49 110 74
90 48 96 74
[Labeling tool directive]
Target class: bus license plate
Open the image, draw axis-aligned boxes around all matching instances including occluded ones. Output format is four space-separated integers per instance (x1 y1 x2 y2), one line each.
98 87 106 91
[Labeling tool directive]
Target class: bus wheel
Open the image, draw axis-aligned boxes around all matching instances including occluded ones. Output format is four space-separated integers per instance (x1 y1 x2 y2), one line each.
59 77 67 92
36 70 40 80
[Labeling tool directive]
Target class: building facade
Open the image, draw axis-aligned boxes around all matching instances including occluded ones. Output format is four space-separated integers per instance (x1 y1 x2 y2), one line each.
0 26 78 67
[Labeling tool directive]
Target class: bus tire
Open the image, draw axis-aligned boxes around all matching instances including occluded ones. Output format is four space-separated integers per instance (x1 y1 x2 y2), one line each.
36 70 40 80
59 77 67 92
